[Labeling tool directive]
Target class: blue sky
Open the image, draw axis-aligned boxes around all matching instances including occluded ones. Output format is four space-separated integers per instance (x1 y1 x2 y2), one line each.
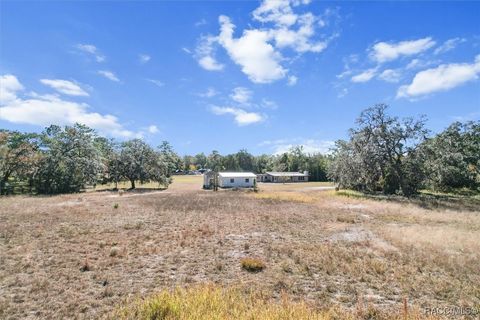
1 1 479 155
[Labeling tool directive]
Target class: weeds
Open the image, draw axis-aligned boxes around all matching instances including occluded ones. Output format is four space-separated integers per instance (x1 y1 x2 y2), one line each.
241 257 266 272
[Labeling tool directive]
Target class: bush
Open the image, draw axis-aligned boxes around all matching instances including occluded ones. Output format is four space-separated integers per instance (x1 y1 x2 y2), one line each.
240 257 266 272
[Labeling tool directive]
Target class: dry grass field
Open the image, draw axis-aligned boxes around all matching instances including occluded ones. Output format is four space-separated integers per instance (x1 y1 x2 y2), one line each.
1 176 479 319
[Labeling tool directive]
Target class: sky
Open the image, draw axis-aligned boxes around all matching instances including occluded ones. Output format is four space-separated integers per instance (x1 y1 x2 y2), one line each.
1 1 479 156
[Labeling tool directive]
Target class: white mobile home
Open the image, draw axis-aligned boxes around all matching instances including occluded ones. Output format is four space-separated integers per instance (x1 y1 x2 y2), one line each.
218 172 256 188
257 171 309 183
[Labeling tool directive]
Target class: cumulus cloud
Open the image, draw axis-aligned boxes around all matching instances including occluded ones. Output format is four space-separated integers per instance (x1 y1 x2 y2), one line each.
370 37 436 63
195 35 224 71
210 106 264 126
40 79 89 96
0 74 139 138
218 15 287 83
230 87 253 104
378 69 402 83
98 70 120 82
0 74 24 103
351 68 377 83
76 44 105 62
194 0 337 84
397 55 480 98
434 37 466 55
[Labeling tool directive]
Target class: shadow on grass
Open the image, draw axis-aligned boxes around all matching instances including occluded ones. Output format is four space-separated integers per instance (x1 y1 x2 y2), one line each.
94 187 168 194
336 189 480 212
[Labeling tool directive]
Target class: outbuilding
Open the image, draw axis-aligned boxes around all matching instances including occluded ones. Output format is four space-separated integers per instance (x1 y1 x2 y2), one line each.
218 172 257 188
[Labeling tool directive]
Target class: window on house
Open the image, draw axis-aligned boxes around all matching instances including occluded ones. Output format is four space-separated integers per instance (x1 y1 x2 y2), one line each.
299 176 304 181
245 178 249 183
230 178 234 183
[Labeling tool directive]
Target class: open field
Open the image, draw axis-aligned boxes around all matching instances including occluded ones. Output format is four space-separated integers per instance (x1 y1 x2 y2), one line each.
1 179 479 319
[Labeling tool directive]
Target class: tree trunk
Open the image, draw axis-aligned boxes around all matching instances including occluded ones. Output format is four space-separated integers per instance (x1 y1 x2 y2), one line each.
130 179 135 189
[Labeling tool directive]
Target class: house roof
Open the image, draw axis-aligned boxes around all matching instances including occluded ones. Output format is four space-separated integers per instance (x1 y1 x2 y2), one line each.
218 172 257 178
265 172 309 177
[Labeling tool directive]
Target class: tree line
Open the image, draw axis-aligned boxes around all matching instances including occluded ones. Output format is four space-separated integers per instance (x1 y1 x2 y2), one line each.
182 148 330 181
327 104 480 196
2 104 478 196
0 124 330 195
0 124 178 194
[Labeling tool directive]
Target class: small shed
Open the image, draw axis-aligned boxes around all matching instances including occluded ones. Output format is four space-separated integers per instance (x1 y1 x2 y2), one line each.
218 172 256 188
203 171 216 189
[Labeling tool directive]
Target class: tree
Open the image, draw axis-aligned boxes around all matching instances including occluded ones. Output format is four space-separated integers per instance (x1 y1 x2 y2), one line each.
207 150 224 172
254 154 272 173
235 149 254 171
0 130 41 194
421 121 480 191
34 124 104 194
119 139 168 189
328 104 428 196
158 141 181 176
194 153 207 169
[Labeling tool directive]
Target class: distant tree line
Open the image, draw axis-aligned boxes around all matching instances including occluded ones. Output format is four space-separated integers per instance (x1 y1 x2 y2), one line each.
181 148 330 182
327 104 480 196
0 125 331 195
0 124 180 194
2 105 477 196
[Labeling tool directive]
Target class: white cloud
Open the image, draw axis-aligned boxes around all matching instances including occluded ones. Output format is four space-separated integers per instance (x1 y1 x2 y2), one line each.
196 35 224 71
198 87 218 98
230 87 252 104
287 75 298 86
147 79 165 87
261 98 278 109
194 0 337 84
351 68 377 83
252 0 299 26
378 69 402 83
40 79 89 96
147 125 159 134
261 138 334 155
218 15 287 83
434 37 466 55
397 55 480 98
195 18 207 27
269 13 329 53
210 106 264 126
0 74 139 138
0 74 24 103
370 37 436 63
139 54 151 64
76 44 105 62
199 56 225 71
98 70 120 82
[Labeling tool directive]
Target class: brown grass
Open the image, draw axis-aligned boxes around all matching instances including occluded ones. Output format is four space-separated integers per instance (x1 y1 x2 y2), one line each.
240 257 266 272
0 179 478 319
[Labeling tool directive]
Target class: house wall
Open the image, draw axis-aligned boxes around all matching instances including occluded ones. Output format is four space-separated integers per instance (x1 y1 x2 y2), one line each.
219 176 255 188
